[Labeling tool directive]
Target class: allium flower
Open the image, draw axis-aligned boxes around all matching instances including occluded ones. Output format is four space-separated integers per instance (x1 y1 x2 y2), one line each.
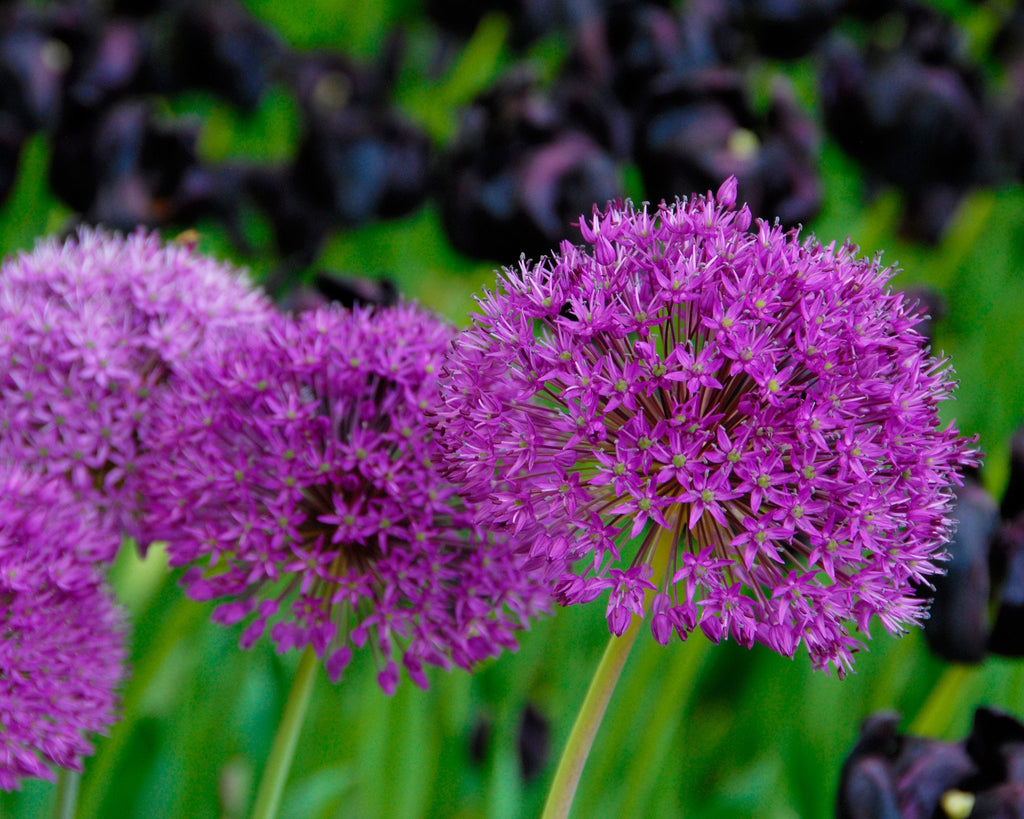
0 466 127 790
0 228 273 549
440 178 975 675
138 304 548 693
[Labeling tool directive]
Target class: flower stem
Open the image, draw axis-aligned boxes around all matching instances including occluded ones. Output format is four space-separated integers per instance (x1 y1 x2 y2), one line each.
909 664 979 737
53 768 80 819
541 528 675 819
249 645 319 819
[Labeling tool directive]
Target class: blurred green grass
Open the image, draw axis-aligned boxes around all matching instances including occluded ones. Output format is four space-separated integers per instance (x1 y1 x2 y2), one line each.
2 1 1024 817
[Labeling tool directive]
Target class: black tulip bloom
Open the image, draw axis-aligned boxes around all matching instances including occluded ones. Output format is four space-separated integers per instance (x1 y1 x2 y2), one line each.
923 478 998 662
566 0 730 105
285 47 433 231
242 165 334 266
0 9 76 131
635 68 821 227
838 708 1024 819
740 0 844 60
924 423 1024 662
276 270 398 313
0 111 25 207
292 107 433 226
66 18 153 110
517 704 550 782
166 0 285 111
989 6 1024 184
50 99 201 230
439 70 621 262
820 11 997 243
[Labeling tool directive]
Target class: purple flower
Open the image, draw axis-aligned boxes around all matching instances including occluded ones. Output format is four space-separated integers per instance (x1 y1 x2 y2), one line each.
0 228 273 549
0 466 126 791
138 304 549 693
440 178 976 675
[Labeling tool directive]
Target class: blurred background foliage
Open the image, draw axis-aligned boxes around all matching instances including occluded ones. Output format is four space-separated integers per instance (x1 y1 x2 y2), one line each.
0 0 1023 816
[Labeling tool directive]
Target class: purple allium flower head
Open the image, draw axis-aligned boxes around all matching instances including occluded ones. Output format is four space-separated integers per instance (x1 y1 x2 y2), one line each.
138 304 549 693
0 465 127 790
0 228 273 550
440 178 976 676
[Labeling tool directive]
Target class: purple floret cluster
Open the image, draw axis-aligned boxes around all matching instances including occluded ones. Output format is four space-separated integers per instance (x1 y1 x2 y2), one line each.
139 304 550 693
0 228 274 545
440 178 975 675
0 466 126 790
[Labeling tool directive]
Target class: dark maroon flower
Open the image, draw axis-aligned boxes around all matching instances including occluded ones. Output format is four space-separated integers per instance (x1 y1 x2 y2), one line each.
635 69 821 227
820 14 998 242
166 0 285 111
49 99 201 229
923 423 1024 662
292 106 433 226
923 479 999 662
740 0 844 59
838 708 1024 819
440 69 621 262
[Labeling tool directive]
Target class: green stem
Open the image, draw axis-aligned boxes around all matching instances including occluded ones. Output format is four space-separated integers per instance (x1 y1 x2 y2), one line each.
909 664 979 737
540 611 643 819
53 768 80 819
541 529 675 819
249 645 319 819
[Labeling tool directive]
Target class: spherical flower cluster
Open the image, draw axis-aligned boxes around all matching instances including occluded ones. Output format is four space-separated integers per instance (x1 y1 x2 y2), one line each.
139 304 550 693
440 178 975 675
0 466 127 790
0 228 274 550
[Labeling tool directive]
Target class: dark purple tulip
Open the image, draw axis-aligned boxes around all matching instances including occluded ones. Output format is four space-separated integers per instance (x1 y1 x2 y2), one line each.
837 711 976 819
242 165 333 265
0 15 73 130
285 50 394 117
291 106 433 225
167 0 285 111
566 1 706 105
835 709 1024 819
67 19 152 109
440 71 621 262
1000 426 1024 521
0 111 25 206
517 704 550 782
989 518 1024 657
920 422 1024 664
741 0 844 60
551 71 633 159
820 16 997 242
990 8 1024 181
275 271 398 313
923 479 999 662
987 424 1024 657
635 69 820 226
50 99 201 230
